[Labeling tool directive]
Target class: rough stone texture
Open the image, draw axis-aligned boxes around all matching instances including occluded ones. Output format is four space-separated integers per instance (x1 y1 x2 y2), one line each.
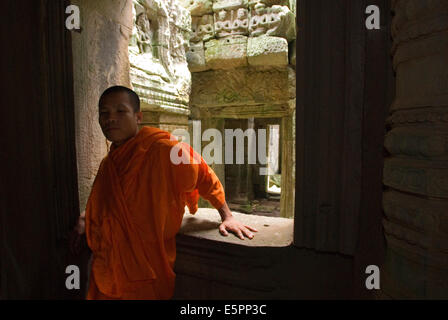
384 127 448 160
180 208 293 246
71 0 133 209
139 111 189 134
191 15 215 42
280 110 295 218
390 0 448 111
213 0 248 12
178 0 213 16
214 7 249 38
130 0 194 134
193 102 293 119
205 35 248 69
248 0 291 7
199 117 227 188
129 0 192 115
182 0 296 71
191 66 295 108
186 42 208 72
248 3 295 41
174 208 353 299
247 35 288 66
382 0 448 299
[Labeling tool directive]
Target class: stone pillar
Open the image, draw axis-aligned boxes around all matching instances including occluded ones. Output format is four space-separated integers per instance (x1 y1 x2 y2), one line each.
223 118 254 205
280 108 295 219
71 0 133 209
382 0 448 298
201 117 226 188
197 117 226 208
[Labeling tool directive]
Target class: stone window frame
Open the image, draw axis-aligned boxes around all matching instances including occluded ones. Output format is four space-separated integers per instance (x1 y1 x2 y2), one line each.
178 207 294 248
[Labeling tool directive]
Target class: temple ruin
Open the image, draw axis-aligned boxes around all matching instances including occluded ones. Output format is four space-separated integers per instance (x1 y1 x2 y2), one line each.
4 0 448 300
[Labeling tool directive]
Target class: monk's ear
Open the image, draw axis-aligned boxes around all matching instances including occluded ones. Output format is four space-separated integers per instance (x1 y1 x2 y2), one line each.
135 111 143 124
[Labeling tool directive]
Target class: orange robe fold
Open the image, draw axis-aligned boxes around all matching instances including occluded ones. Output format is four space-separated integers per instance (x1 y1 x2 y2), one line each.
85 126 225 300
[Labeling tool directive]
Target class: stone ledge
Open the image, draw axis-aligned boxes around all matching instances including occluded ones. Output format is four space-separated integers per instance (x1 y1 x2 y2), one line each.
179 208 294 247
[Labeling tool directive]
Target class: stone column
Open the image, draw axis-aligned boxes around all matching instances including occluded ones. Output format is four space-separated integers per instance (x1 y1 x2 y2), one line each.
280 108 295 219
71 0 133 209
197 116 226 208
381 0 448 298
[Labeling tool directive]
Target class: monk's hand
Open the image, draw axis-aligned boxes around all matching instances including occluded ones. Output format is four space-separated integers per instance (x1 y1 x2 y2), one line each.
219 216 258 240
217 202 257 240
69 211 86 255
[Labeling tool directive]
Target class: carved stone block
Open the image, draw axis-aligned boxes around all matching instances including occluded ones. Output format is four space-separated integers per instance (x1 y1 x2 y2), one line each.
214 7 249 38
129 0 191 114
231 8 249 36
191 15 214 42
191 67 292 107
247 36 288 66
171 4 192 32
178 0 213 16
213 0 249 12
249 3 296 41
214 9 232 38
384 127 448 160
248 0 291 7
204 35 248 70
187 42 208 72
383 158 448 198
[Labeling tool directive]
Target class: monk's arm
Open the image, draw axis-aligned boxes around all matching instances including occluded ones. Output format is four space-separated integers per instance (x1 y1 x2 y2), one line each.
169 142 257 239
195 159 258 240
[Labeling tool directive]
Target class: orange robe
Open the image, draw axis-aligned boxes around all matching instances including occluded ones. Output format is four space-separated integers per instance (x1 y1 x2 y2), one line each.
85 126 225 299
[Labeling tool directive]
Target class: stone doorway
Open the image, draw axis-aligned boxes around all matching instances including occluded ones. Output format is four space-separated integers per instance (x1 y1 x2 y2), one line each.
190 70 296 219
223 118 283 217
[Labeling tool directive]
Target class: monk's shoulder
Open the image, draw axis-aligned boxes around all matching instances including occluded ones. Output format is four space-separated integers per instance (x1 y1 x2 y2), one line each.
153 138 178 148
151 138 179 155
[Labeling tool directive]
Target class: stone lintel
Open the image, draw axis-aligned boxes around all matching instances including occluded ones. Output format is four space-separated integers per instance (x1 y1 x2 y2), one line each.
191 66 295 107
138 100 190 115
191 103 293 119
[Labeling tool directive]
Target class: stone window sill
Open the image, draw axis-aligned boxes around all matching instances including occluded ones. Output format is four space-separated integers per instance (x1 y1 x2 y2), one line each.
179 208 294 247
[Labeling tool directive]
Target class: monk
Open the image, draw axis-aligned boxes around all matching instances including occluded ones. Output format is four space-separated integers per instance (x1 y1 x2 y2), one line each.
70 85 257 300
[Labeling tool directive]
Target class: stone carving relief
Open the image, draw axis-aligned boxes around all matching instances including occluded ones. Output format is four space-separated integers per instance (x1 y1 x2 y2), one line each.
214 7 249 38
181 0 296 71
192 15 214 42
214 9 232 38
190 67 294 107
232 8 249 35
249 3 295 40
135 12 155 56
178 0 213 16
129 0 192 113
186 42 206 72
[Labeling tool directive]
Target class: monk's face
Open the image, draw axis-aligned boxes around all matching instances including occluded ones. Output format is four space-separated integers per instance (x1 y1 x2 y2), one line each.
98 91 143 146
